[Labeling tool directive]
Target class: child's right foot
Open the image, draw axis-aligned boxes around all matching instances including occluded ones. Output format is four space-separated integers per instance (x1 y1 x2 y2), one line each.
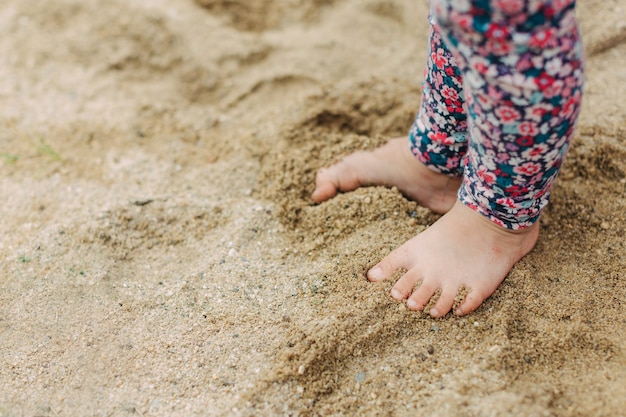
311 137 461 214
367 200 540 317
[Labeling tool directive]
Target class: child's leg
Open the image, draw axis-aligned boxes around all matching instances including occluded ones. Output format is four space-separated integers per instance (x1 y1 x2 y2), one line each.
409 17 468 177
368 0 584 316
311 23 466 214
440 0 585 230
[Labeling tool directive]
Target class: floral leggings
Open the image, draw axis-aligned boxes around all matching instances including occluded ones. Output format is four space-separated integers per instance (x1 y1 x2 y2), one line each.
409 0 584 229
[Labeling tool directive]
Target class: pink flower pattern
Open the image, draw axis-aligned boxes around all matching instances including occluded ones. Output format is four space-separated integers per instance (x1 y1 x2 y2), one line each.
410 0 584 229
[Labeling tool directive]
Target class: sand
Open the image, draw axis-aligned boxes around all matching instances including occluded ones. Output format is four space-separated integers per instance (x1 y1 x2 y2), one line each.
0 0 625 415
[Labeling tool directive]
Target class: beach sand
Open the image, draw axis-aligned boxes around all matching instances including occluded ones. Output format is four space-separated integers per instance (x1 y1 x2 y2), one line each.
0 0 625 415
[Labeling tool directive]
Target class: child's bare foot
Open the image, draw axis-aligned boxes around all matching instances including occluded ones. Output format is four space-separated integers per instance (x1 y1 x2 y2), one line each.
311 138 461 214
367 201 539 317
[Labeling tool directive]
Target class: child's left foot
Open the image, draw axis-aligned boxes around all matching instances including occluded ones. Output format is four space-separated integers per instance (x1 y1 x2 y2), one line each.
367 200 539 317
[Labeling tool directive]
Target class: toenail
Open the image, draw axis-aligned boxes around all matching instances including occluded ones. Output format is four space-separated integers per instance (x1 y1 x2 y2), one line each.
391 288 403 300
454 308 464 316
429 308 440 317
368 266 384 281
407 299 418 309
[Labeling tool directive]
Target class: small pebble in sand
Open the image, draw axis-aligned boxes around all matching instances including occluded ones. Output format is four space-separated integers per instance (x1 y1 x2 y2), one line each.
600 222 610 230
298 365 305 375
355 371 366 383
427 345 435 355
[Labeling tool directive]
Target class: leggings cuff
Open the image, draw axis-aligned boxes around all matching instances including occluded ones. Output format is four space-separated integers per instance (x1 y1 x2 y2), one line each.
458 181 545 230
408 121 466 177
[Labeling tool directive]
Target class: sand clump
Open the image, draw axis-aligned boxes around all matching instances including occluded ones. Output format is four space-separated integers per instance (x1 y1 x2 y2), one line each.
0 0 625 416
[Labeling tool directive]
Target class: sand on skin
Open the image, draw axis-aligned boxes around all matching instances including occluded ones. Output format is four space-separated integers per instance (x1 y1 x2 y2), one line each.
0 0 625 415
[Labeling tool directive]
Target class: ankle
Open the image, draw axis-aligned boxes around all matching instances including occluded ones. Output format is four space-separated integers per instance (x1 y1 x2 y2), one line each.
454 201 540 253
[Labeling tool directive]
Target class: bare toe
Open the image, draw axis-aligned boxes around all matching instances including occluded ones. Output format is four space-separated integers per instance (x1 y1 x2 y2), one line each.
429 287 456 318
311 169 339 203
406 280 437 311
455 290 486 316
311 157 365 203
390 269 422 301
311 168 339 203
367 245 411 282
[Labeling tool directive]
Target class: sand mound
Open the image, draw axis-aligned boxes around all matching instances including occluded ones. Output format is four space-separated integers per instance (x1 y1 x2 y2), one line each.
0 0 624 415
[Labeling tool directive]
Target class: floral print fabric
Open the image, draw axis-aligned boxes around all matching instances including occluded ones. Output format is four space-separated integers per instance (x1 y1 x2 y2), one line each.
409 0 584 229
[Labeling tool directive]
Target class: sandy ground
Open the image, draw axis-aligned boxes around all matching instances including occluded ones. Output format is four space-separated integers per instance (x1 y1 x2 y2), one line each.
0 0 625 415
